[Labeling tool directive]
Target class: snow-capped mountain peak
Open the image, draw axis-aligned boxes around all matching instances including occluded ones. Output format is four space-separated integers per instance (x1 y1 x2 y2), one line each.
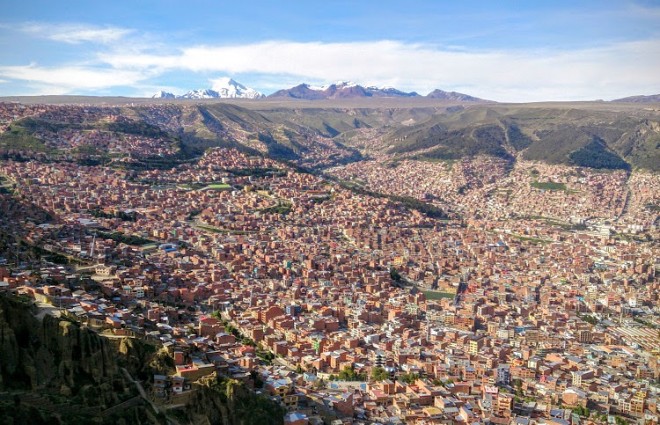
181 89 221 99
325 81 358 89
210 77 264 99
151 90 175 99
151 78 264 100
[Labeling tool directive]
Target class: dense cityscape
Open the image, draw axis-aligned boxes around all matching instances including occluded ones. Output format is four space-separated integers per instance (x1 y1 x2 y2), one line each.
0 98 658 425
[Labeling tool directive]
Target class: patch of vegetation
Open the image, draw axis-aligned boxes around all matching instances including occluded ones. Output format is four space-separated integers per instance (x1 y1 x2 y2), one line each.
0 176 13 195
413 157 456 167
255 348 275 365
579 314 599 325
70 144 106 157
398 372 420 384
261 201 293 215
399 124 512 161
330 177 451 219
196 224 249 235
422 290 456 300
196 224 226 233
330 366 367 382
646 203 660 212
104 119 168 138
371 367 389 382
0 126 52 153
116 155 186 171
97 231 154 246
13 117 75 133
633 316 658 329
31 246 71 265
530 181 566 191
309 195 331 204
615 416 629 425
569 139 630 170
390 267 402 282
205 376 286 425
549 220 587 231
506 124 533 151
205 183 231 190
524 127 591 163
90 209 137 221
388 195 448 219
226 167 287 177
511 234 551 244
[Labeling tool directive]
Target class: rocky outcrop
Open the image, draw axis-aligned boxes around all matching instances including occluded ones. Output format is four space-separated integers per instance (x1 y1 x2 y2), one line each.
0 293 285 425
0 296 116 392
0 294 160 424
183 374 285 425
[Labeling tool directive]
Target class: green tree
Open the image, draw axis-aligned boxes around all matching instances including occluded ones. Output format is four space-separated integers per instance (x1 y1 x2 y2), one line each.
390 267 402 282
337 366 366 381
371 367 389 382
571 405 590 417
398 372 419 384
513 379 523 396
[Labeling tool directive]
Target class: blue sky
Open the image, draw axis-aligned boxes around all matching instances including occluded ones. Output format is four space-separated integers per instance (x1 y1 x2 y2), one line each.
1 0 659 101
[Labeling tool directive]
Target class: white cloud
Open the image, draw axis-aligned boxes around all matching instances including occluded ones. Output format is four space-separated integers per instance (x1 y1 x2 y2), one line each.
1 33 658 100
99 39 660 101
0 64 150 93
18 23 133 44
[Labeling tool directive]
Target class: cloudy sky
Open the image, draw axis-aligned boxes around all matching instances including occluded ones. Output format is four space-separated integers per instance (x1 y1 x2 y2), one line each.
1 0 659 101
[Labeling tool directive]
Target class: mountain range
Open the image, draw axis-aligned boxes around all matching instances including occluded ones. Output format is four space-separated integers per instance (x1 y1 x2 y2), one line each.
151 78 660 103
267 81 425 100
153 79 489 102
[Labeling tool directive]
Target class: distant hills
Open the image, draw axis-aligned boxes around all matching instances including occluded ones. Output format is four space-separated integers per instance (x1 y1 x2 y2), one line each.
426 89 487 102
612 94 660 103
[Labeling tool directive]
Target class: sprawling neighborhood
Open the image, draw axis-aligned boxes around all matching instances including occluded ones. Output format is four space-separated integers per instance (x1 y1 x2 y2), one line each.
0 101 658 425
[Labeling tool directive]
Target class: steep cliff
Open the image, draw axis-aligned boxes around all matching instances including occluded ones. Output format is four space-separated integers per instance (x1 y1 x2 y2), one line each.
0 294 159 424
0 294 284 425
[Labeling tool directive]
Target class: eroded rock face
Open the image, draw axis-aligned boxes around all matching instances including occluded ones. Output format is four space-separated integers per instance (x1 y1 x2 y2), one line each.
184 374 286 425
0 294 284 425
0 296 116 392
0 295 154 423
